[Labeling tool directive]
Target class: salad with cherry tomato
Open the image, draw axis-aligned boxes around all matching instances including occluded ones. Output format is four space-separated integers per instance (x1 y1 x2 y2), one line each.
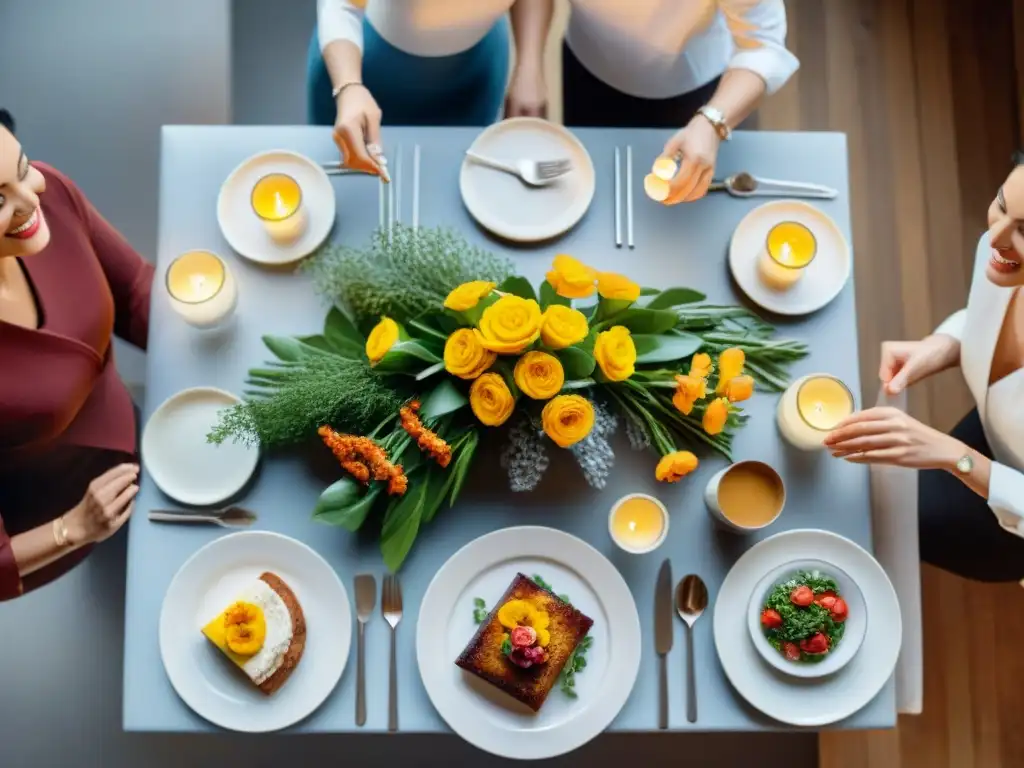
760 571 848 663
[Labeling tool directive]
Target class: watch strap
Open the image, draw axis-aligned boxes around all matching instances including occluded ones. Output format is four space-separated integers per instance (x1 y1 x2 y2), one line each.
696 106 732 141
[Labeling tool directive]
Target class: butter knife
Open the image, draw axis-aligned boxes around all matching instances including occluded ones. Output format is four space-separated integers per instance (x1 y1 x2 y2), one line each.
148 506 257 528
709 172 838 199
655 558 674 729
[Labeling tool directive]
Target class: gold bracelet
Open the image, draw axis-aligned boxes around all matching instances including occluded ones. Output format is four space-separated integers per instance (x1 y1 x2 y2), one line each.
52 516 69 548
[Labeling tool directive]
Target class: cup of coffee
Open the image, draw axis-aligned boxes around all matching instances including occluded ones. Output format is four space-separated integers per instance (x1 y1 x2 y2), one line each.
704 460 785 533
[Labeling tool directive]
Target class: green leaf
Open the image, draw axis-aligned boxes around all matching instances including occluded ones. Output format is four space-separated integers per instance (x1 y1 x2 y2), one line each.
557 346 597 379
262 335 331 362
448 429 479 507
645 287 706 309
594 308 679 335
593 297 633 323
371 340 442 373
422 460 458 524
312 478 380 532
558 593 571 604
632 332 703 364
414 361 446 381
380 481 426 572
295 334 335 353
498 275 537 302
407 318 450 342
639 287 660 296
324 306 366 354
561 378 595 390
474 597 486 608
421 378 469 420
501 636 513 656
540 280 571 310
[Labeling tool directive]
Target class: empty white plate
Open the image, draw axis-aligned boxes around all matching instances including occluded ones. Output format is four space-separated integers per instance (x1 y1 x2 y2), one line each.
160 531 351 732
460 118 596 242
217 149 336 266
728 200 852 316
142 387 259 506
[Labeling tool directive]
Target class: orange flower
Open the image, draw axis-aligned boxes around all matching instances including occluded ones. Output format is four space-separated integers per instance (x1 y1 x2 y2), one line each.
689 352 712 379
399 400 452 467
318 426 408 496
672 374 707 415
703 397 730 435
655 451 699 483
723 374 754 403
715 348 745 393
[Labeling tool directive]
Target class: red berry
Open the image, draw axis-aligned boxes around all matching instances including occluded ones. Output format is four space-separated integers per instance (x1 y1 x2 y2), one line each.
761 608 783 629
510 626 538 648
799 633 829 655
830 597 848 622
790 585 814 607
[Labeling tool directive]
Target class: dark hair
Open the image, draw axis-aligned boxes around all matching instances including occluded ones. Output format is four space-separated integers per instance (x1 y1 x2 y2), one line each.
0 109 14 135
1015 149 1024 167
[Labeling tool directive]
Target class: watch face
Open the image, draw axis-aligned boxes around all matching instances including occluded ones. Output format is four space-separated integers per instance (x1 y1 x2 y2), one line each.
956 455 974 474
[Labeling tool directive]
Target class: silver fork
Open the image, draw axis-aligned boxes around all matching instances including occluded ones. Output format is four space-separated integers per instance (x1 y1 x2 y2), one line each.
464 150 572 187
354 574 376 727
382 574 403 732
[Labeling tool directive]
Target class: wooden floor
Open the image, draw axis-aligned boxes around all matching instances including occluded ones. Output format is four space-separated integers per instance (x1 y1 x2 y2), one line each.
754 1 1024 766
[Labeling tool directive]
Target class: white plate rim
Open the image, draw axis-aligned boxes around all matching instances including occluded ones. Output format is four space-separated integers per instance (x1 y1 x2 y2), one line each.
217 149 336 266
158 530 351 732
459 118 596 243
728 199 852 316
416 525 641 760
141 386 259 507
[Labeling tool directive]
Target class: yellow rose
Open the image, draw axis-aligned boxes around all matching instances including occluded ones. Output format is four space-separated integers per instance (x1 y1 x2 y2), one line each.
655 451 699 483
514 351 565 400
444 328 496 380
541 394 595 448
540 305 589 349
594 326 636 382
366 316 399 364
469 372 515 427
723 374 754 403
703 397 730 435
443 280 495 312
715 348 746 393
672 373 707 415
597 272 641 302
546 254 597 299
477 295 542 354
689 353 712 379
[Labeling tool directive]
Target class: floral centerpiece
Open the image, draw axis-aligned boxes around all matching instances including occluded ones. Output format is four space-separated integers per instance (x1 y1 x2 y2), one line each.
209 225 807 569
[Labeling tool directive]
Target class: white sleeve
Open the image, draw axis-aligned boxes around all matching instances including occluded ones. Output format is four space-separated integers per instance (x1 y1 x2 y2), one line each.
318 0 364 53
717 0 800 94
934 309 966 341
989 462 1024 538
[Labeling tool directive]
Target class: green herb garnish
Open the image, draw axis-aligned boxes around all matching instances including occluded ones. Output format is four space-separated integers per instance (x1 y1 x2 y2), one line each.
762 571 846 663
500 634 512 656
532 574 553 592
561 635 593 697
472 597 488 624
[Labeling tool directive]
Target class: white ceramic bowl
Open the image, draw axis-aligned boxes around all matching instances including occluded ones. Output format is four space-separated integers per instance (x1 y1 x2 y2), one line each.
746 559 867 679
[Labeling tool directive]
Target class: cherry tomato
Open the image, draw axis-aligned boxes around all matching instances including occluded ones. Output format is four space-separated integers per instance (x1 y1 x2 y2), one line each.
814 590 837 609
790 585 814 607
799 633 829 655
761 608 783 629
830 597 848 622
782 642 801 661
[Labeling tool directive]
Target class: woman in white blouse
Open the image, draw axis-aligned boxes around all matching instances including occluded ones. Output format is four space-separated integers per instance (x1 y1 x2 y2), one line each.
826 156 1024 582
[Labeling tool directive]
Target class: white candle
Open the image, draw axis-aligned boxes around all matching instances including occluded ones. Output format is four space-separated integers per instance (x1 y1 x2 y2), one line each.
166 250 237 328
251 173 308 245
777 374 854 450
609 493 669 554
758 221 817 290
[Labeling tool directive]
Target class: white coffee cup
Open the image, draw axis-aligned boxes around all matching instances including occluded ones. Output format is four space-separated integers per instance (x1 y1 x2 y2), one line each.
704 460 786 533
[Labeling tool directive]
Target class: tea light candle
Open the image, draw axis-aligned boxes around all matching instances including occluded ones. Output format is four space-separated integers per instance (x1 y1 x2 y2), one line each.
651 155 678 181
758 221 817 290
777 374 854 450
609 493 669 554
166 250 237 328
643 155 678 202
251 173 308 244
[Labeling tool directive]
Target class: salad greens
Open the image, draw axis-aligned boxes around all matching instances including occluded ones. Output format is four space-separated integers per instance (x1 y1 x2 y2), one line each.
762 570 846 663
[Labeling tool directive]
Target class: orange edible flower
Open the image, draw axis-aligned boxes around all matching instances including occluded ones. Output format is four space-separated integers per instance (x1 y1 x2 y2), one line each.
655 451 699 483
399 400 452 468
703 397 730 435
715 348 745 393
318 426 408 496
723 374 754 403
672 374 707 415
689 353 712 379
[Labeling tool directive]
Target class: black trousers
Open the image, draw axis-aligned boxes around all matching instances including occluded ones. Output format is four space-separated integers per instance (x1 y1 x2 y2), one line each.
920 409 1024 582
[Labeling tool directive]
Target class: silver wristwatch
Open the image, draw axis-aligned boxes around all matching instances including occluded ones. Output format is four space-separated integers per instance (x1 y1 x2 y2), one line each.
696 105 732 141
954 454 974 475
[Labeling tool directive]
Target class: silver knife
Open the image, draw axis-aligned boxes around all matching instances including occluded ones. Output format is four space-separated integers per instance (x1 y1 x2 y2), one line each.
709 172 837 199
354 574 376 726
655 558 673 729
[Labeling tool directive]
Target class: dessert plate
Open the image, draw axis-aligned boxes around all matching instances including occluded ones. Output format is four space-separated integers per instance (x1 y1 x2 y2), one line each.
460 118 596 242
728 200 851 316
417 526 640 760
142 387 259 507
217 149 336 266
160 531 351 732
714 529 900 727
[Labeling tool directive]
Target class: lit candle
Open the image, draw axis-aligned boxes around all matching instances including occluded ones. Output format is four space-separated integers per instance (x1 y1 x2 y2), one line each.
651 155 678 181
608 493 669 554
757 221 817 290
251 173 308 245
643 174 670 202
777 374 854 450
166 250 237 328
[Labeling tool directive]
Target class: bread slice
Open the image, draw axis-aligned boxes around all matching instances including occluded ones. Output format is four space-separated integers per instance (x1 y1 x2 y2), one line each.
256 572 306 695
455 573 593 712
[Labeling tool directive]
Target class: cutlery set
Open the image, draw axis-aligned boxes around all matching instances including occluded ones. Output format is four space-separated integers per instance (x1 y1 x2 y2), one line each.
354 572 403 731
322 143 423 238
655 559 709 727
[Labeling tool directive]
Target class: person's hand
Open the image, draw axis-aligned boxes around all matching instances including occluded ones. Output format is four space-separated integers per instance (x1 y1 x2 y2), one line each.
824 407 964 470
879 334 960 394
64 463 140 546
332 83 387 179
505 64 547 118
660 116 722 205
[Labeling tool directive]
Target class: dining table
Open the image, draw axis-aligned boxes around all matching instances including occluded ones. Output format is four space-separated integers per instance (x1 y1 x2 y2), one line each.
122 124 896 733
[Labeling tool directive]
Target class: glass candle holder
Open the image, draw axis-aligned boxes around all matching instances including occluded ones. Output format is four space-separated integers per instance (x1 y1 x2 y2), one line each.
758 221 817 290
166 250 237 328
609 493 669 554
251 173 308 245
777 374 854 451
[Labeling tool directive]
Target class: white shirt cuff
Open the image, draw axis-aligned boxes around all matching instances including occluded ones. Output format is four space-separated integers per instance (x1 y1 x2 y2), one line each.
934 309 966 341
989 462 1024 538
318 0 364 53
728 47 799 95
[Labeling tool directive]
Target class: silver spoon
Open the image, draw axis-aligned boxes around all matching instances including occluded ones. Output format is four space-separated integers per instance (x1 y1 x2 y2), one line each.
708 171 838 199
148 505 257 529
675 574 709 723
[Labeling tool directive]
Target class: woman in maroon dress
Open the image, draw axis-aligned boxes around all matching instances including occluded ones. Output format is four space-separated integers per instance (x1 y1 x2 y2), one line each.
0 109 154 600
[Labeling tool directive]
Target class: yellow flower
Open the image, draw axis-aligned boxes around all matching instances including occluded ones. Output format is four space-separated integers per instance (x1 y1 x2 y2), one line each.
724 374 754 403
542 395 595 448
672 374 707 415
655 451 699 483
546 254 597 299
689 352 712 379
444 328 496 380
594 326 636 382
703 397 730 435
469 372 515 427
715 347 746 393
597 271 641 302
366 316 399 364
477 295 542 354
540 305 589 349
497 599 551 646
443 280 495 312
514 351 565 400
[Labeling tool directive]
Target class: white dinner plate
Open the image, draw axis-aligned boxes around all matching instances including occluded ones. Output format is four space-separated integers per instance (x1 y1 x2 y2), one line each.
714 529 900 727
142 387 259 507
460 118 596 242
417 526 640 760
217 149 336 265
728 200 851 316
159 531 351 732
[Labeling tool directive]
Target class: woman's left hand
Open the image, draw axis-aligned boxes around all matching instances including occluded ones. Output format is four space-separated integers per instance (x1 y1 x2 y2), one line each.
505 64 548 119
660 117 722 205
824 407 963 470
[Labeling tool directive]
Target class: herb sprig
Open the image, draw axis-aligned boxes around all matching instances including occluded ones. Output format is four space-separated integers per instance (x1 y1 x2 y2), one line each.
472 597 488 625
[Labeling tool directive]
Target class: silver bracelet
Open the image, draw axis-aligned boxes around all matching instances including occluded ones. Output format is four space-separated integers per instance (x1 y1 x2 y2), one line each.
332 81 366 101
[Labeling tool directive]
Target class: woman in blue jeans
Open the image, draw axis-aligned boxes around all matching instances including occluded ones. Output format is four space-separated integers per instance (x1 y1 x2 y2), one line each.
309 0 552 177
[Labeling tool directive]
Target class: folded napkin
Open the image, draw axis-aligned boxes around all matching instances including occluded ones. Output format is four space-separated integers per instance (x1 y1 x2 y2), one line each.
868 388 923 714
